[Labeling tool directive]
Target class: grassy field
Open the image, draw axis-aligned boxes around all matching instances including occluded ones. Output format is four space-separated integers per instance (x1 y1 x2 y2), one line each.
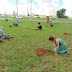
23 16 72 21
0 20 72 72
0 16 15 18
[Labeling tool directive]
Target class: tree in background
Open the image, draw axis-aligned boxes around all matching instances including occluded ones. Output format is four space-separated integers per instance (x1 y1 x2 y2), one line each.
47 16 49 18
57 8 68 18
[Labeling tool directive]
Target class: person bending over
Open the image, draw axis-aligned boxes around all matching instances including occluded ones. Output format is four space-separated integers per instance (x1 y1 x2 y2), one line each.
0 26 4 39
5 18 8 21
13 22 18 26
50 21 53 27
38 22 42 30
49 36 70 56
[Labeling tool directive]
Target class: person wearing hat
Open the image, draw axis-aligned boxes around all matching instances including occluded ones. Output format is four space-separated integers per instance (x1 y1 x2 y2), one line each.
0 26 4 39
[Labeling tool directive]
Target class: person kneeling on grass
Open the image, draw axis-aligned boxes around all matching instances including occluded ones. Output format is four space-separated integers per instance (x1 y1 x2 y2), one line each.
17 19 21 23
0 26 4 39
49 36 70 56
50 21 53 27
5 18 8 21
38 22 42 30
0 26 11 39
13 22 18 26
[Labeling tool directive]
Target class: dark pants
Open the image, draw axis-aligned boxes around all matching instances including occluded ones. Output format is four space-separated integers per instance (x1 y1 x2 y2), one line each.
38 26 42 29
51 25 53 27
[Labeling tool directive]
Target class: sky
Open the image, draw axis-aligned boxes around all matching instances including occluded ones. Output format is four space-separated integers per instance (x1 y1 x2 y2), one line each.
0 0 72 17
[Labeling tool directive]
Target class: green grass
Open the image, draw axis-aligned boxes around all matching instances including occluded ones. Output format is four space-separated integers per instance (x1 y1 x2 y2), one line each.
0 20 72 72
23 16 72 21
0 16 15 18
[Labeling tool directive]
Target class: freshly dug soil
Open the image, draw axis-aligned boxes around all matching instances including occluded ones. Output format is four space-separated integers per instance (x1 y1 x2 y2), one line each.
34 29 40 30
5 37 14 39
63 33 71 35
36 48 53 56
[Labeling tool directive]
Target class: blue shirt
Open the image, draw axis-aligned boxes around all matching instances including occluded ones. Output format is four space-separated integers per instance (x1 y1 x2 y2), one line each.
4 34 8 37
5 18 8 21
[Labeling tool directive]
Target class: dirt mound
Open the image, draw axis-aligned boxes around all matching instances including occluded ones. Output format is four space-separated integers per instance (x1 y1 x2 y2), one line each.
46 26 48 27
34 29 40 30
63 33 71 35
5 37 14 39
36 48 52 56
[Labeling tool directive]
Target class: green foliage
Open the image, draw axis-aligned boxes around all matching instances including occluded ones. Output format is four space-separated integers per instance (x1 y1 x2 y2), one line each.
64 15 68 18
47 16 49 18
52 18 56 20
57 8 67 18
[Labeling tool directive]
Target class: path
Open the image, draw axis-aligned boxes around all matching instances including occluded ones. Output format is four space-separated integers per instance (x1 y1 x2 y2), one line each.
0 18 72 23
